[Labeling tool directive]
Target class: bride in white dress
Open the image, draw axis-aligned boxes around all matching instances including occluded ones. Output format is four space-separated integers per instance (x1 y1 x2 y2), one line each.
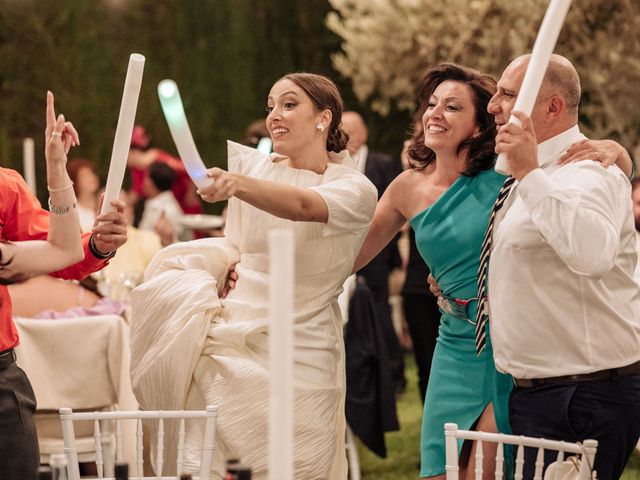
130 73 377 479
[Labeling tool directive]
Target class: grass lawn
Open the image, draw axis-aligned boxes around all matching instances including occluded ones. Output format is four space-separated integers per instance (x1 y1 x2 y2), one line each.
358 354 640 480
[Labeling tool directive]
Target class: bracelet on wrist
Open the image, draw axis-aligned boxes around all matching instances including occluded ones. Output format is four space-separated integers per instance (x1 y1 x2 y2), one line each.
47 182 74 193
48 197 76 215
89 233 116 260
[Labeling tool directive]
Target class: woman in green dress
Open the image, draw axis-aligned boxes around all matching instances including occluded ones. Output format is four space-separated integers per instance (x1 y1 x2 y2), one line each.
354 62 632 479
353 63 511 479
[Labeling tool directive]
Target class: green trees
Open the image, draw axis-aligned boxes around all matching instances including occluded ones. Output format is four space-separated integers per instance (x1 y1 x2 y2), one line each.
328 0 640 156
0 0 362 202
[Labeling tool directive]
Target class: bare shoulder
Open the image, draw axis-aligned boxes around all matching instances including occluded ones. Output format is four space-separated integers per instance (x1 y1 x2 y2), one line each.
389 168 430 191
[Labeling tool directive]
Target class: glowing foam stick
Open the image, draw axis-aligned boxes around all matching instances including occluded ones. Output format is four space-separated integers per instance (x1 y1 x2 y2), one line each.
158 80 213 189
495 0 572 175
257 137 273 155
101 53 145 214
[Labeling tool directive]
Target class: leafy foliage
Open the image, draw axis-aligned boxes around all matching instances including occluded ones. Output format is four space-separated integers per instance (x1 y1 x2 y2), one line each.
1 0 386 205
327 0 640 153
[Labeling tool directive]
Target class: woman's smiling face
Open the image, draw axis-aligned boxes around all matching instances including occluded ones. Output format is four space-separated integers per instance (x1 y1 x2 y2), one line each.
266 79 323 157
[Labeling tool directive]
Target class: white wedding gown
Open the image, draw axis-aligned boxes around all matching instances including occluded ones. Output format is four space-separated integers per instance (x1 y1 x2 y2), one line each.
130 142 377 479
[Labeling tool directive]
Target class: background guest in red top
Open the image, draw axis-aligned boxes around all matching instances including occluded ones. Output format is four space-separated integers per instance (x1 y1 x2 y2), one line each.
127 124 203 216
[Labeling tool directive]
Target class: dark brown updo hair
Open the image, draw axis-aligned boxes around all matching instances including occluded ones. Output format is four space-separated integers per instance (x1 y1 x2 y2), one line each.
279 73 349 153
408 63 497 176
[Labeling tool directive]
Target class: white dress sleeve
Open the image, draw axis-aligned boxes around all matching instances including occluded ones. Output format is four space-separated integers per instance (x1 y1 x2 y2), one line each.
224 141 271 247
310 166 378 237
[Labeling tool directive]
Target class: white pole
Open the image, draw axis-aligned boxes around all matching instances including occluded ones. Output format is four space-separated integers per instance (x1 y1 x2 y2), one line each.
268 229 294 480
22 137 36 194
495 0 572 174
100 53 145 214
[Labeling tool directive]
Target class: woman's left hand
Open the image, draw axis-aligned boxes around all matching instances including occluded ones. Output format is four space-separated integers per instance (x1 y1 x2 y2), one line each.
559 139 623 168
197 168 238 203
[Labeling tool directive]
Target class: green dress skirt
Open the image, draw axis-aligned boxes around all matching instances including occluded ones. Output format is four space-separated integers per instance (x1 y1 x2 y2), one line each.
410 168 513 478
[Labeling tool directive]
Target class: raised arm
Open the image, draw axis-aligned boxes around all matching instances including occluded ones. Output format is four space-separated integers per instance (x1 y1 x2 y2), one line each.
352 178 407 273
0 92 83 283
197 167 329 223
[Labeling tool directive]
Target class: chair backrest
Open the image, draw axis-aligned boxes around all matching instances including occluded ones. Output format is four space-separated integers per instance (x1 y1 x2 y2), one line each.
15 315 125 410
444 423 598 480
60 406 218 480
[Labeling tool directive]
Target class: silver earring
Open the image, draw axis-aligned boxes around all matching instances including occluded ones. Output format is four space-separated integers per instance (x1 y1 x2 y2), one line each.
316 122 325 132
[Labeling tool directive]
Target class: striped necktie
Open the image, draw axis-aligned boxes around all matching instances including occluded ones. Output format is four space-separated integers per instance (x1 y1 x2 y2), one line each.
475 176 516 355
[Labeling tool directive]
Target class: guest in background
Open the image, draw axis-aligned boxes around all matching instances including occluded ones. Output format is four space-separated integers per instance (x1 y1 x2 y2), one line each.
67 157 100 231
128 125 203 215
341 110 405 394
138 162 185 243
242 118 270 149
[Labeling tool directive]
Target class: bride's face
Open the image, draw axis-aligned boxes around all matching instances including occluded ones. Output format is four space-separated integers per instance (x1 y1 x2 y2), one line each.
266 79 323 156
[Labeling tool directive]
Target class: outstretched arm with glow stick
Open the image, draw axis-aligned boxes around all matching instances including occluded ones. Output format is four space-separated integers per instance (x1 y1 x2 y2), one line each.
495 0 572 174
101 53 146 214
158 80 213 189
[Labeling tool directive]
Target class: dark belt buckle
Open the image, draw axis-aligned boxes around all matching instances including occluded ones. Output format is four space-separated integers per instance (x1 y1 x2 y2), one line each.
438 296 477 323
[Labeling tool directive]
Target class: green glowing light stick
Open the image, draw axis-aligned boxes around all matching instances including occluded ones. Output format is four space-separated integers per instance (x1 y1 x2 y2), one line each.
158 80 212 189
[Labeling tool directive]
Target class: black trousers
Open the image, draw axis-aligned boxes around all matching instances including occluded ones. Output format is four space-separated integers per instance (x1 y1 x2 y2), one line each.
509 373 640 480
369 284 406 392
0 362 39 480
402 293 440 403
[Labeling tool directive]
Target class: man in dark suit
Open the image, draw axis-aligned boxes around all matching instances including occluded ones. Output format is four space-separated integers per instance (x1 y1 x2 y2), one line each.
342 111 405 394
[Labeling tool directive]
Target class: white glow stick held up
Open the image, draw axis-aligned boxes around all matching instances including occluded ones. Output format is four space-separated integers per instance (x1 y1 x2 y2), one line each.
495 0 572 175
268 229 294 480
157 80 213 189
23 138 36 194
101 53 145 214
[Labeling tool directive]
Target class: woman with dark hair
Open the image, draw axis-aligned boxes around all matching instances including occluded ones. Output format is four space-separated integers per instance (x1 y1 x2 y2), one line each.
355 61 630 478
130 73 377 479
353 63 513 479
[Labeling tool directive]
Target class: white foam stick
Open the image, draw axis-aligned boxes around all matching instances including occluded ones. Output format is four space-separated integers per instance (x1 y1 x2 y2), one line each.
157 80 213 189
101 53 145 214
23 138 36 194
268 229 294 480
495 0 572 175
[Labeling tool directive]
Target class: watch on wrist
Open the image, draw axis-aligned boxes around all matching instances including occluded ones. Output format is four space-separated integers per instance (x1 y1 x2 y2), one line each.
89 234 116 260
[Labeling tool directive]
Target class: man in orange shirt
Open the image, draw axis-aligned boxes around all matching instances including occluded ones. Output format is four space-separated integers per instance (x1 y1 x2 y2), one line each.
0 167 128 480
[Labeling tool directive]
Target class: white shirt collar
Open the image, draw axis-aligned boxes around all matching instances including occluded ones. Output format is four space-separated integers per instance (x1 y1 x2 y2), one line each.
536 124 584 168
355 145 368 173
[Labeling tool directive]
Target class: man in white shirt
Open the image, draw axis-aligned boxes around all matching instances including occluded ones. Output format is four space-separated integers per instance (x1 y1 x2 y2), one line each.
487 54 640 479
632 178 640 283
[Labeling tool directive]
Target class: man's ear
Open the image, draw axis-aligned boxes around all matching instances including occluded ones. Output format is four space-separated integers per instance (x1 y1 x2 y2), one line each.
546 95 565 123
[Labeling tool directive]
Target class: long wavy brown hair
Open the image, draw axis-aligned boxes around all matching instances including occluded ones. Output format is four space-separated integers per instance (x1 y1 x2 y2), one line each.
407 63 497 176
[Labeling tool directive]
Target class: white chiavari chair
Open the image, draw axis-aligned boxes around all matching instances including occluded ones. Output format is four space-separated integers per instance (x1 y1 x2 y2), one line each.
60 406 218 480
444 423 597 480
